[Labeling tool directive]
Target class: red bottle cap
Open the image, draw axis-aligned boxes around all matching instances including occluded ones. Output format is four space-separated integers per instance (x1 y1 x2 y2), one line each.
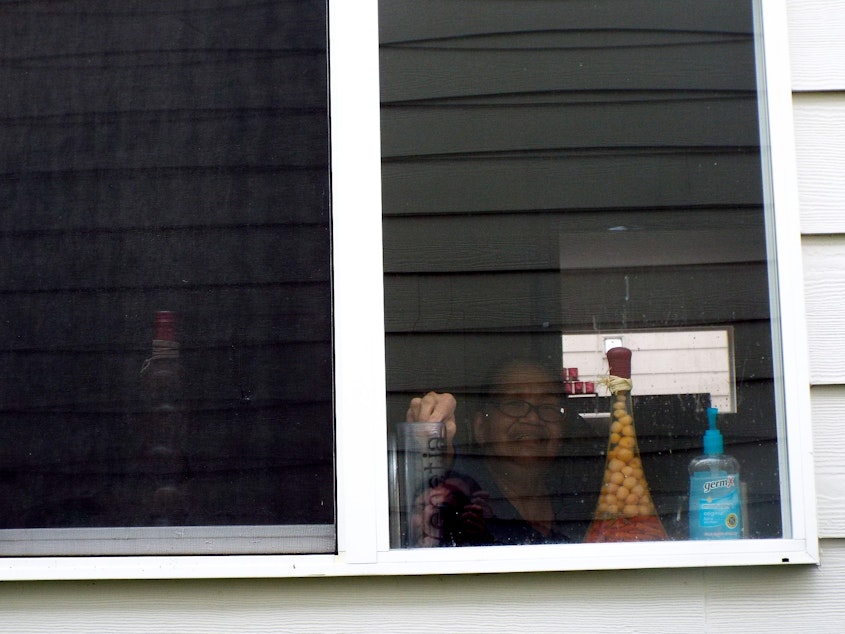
154 311 177 342
606 346 632 379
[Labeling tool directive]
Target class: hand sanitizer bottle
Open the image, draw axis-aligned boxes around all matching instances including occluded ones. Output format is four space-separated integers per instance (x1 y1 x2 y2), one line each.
688 407 742 539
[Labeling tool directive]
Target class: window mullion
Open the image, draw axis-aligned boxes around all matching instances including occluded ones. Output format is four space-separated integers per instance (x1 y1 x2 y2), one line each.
329 0 387 563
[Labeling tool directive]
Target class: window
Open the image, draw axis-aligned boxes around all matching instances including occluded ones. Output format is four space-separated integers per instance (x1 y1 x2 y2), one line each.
0 1 334 556
0 0 817 579
379 0 817 562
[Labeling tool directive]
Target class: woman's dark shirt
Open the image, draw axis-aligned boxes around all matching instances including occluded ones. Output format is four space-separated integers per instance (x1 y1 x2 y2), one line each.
435 417 605 546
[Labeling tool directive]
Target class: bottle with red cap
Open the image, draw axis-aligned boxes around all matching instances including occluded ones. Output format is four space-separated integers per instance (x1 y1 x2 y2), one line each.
584 347 668 543
139 310 188 525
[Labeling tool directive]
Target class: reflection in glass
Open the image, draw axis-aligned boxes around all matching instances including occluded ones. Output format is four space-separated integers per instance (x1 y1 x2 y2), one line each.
0 1 334 555
381 0 783 546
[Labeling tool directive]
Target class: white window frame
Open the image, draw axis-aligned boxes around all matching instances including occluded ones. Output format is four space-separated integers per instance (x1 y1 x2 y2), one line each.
0 0 817 580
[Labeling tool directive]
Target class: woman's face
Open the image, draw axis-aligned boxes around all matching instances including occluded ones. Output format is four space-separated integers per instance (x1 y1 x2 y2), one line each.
472 362 565 463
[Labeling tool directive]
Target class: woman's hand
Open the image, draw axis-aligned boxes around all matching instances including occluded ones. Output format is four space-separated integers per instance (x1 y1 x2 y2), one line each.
406 391 457 461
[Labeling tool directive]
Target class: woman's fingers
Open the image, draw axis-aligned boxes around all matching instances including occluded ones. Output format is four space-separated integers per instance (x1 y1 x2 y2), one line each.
406 391 458 461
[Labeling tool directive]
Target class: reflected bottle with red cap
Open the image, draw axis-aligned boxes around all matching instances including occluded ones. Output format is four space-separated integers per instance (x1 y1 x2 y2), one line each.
139 310 188 525
584 346 668 543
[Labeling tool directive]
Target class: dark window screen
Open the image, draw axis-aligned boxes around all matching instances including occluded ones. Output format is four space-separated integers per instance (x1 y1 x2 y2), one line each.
0 1 334 554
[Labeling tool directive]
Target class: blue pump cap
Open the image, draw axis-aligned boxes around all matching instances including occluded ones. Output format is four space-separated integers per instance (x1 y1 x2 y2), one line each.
703 407 724 455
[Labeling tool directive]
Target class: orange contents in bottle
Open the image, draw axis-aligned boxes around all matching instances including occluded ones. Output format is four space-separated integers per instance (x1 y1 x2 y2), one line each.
584 514 667 543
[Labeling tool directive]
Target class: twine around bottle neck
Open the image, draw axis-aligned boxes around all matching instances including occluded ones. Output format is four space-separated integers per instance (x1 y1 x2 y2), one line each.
140 339 180 375
600 374 633 395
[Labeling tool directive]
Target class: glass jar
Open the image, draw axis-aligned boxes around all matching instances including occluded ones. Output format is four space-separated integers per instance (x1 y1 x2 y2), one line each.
584 347 668 543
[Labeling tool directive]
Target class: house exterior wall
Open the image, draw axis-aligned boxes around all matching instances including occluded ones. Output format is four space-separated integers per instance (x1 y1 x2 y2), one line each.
1 1 844 631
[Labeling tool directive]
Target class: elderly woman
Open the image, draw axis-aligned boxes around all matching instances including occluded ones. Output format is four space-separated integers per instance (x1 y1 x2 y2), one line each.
405 358 603 546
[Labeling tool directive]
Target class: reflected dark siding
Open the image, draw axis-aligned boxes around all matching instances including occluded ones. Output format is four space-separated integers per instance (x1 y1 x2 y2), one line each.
381 0 781 538
0 1 334 530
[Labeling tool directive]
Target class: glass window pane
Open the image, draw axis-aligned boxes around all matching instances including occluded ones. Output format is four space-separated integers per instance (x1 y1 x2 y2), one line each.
382 0 783 548
0 1 334 555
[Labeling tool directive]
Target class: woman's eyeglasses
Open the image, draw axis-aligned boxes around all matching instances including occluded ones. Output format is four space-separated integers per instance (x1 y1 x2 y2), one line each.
488 399 566 423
